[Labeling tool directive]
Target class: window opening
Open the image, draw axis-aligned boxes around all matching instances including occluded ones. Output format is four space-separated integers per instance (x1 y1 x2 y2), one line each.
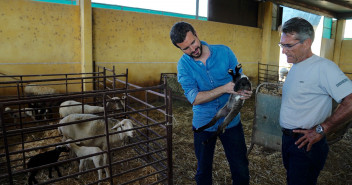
344 19 352 40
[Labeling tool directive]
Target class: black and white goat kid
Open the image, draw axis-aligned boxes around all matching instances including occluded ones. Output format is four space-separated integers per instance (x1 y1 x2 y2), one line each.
195 64 251 144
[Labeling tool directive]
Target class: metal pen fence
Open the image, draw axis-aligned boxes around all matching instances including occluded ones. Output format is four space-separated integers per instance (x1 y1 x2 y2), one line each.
258 63 351 84
258 63 286 84
160 73 186 102
0 66 173 185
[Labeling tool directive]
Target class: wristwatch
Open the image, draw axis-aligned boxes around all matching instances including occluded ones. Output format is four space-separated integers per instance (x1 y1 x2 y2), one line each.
315 124 325 136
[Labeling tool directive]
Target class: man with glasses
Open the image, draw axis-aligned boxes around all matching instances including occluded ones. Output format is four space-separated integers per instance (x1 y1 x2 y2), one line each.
279 17 352 185
170 21 251 185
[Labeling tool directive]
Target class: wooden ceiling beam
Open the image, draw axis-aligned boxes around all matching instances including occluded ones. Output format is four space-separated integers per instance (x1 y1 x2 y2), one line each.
268 0 337 18
324 0 352 10
336 12 352 19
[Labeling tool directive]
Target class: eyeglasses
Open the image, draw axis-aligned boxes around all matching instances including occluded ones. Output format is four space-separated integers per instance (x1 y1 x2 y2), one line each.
278 41 301 49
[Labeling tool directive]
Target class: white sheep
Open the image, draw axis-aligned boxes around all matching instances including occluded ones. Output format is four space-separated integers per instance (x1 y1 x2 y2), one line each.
59 96 126 118
58 114 134 150
24 83 57 96
65 139 109 185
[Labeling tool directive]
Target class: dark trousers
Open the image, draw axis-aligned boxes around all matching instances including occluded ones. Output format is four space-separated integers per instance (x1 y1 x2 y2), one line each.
193 122 249 185
282 132 329 185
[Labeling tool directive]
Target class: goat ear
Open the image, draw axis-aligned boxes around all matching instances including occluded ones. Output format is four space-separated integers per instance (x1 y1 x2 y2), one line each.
235 63 242 73
121 96 126 99
228 69 233 74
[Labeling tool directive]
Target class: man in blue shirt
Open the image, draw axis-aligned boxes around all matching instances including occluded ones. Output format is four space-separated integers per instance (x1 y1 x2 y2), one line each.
170 21 252 185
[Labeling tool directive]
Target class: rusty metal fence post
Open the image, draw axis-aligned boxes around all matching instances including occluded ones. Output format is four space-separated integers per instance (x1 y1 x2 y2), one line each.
163 75 173 185
0 103 14 185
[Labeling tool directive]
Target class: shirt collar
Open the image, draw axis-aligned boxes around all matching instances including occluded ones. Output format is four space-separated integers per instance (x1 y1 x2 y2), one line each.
294 54 317 66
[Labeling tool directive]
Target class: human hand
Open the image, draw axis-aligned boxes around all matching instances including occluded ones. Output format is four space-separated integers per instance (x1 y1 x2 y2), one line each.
293 128 324 151
235 90 252 100
223 82 236 94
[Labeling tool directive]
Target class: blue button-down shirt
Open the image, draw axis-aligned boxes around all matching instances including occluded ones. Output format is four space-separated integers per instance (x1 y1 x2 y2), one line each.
177 41 242 131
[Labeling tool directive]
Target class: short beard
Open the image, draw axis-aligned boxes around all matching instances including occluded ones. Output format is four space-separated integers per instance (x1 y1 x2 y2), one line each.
188 43 203 59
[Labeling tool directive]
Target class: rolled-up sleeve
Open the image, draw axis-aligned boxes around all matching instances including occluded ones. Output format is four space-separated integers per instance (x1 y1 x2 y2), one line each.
177 59 198 104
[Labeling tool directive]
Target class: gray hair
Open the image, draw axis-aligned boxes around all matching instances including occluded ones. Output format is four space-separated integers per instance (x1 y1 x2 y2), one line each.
281 17 315 42
170 21 196 48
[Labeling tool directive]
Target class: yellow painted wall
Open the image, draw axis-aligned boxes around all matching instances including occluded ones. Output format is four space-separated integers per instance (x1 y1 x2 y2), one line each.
269 30 281 64
92 9 262 87
0 0 81 76
320 39 352 77
340 40 352 74
320 38 335 61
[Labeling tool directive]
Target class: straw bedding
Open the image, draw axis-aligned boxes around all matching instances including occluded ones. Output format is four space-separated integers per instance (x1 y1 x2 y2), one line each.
171 95 352 185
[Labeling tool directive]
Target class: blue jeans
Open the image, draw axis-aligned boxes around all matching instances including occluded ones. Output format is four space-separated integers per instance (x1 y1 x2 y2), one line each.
282 133 329 185
193 122 249 185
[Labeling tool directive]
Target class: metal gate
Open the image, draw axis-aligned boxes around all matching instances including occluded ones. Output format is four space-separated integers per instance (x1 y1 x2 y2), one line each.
0 68 173 185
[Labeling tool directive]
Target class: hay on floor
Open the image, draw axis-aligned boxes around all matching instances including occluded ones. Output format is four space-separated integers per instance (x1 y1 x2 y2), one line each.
171 96 352 185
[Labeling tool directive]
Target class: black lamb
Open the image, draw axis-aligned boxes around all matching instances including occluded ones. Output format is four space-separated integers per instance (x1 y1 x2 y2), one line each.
27 145 69 185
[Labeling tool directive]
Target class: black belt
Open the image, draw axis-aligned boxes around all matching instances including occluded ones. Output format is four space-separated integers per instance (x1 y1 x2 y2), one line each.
281 128 305 137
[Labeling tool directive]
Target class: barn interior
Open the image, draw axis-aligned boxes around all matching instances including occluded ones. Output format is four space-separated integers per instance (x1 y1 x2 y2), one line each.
0 0 351 184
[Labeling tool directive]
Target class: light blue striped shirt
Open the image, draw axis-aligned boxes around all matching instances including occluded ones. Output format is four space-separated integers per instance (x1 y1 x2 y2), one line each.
177 41 242 131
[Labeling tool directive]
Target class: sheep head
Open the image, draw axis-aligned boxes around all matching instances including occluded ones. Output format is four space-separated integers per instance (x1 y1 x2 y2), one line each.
107 96 126 111
111 119 134 139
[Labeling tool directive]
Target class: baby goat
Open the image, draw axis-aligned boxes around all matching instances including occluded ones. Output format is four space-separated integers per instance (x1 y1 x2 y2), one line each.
27 145 69 185
195 64 252 144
